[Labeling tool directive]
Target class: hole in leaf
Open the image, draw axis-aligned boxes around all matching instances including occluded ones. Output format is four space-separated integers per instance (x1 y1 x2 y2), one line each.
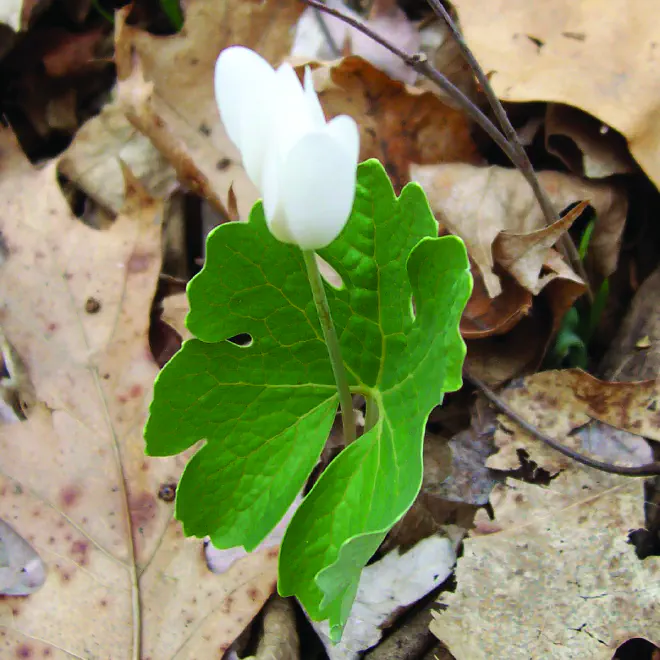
315 254 343 290
228 334 253 347
613 637 659 659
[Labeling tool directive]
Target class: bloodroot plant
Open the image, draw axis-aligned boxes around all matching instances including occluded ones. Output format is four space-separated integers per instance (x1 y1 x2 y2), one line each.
144 46 472 639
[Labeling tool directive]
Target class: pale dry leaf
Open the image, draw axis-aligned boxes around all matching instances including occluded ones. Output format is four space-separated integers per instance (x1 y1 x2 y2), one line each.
432 466 660 659
0 130 277 659
545 104 635 179
412 163 627 296
0 0 22 30
451 0 660 188
0 519 46 596
487 369 658 475
291 0 419 84
58 98 178 214
304 57 480 192
115 0 303 222
161 292 193 341
314 535 456 659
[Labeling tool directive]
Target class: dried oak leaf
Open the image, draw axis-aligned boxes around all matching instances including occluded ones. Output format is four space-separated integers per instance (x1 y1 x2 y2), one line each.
302 56 481 193
487 369 659 475
0 130 277 659
451 0 660 188
412 163 626 297
115 0 303 221
433 463 660 659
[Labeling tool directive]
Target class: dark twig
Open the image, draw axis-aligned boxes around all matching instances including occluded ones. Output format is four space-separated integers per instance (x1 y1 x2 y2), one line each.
303 0 592 299
425 0 592 299
465 369 660 477
302 0 520 167
312 4 341 58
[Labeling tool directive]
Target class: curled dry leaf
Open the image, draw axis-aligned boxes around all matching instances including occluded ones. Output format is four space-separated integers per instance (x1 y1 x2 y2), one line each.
451 0 660 188
486 369 659 476
0 130 277 659
303 56 481 192
114 0 303 222
461 268 532 339
58 98 178 214
412 163 626 297
545 104 635 179
433 463 660 659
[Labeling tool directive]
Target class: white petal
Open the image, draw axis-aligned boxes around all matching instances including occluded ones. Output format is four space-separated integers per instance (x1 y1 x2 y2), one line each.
303 66 326 128
325 114 360 165
214 46 275 164
278 132 357 249
262 138 294 244
272 63 316 156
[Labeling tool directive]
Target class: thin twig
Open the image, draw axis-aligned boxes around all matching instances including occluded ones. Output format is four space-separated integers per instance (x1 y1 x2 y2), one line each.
303 0 592 299
425 0 592 299
465 369 660 477
313 4 341 57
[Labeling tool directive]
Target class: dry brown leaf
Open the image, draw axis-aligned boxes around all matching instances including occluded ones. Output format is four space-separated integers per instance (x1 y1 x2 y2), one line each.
115 0 303 222
487 369 659 475
461 267 532 339
451 0 660 188
545 103 635 179
465 309 551 386
0 130 277 658
58 99 177 213
305 56 481 192
432 464 660 659
412 163 626 297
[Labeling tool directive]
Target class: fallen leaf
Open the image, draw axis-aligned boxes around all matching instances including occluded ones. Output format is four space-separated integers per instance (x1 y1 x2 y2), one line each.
0 130 277 658
314 535 456 659
545 103 635 179
412 163 627 296
1 0 24 30
461 268 532 339
161 292 193 341
451 0 660 188
486 369 658 476
291 0 420 84
115 0 303 222
0 519 46 596
430 396 500 506
432 465 660 658
58 98 178 213
243 597 299 660
305 56 481 191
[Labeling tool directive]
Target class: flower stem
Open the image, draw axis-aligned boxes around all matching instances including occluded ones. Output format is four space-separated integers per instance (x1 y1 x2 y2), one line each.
302 250 356 444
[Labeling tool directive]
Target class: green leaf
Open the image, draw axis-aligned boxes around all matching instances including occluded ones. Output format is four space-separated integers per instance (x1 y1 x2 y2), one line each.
144 159 472 635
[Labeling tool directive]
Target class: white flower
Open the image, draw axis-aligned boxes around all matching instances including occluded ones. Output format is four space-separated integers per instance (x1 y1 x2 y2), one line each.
214 46 360 250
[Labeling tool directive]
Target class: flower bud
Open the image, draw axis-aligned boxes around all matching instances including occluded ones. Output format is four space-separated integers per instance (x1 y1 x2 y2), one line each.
215 46 359 250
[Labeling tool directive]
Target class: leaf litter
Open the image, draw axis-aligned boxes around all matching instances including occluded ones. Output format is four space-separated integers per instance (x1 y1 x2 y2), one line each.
0 130 277 658
2 0 660 657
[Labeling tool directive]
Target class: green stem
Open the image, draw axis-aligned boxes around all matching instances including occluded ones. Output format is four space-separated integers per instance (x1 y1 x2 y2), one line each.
364 395 378 433
302 250 356 444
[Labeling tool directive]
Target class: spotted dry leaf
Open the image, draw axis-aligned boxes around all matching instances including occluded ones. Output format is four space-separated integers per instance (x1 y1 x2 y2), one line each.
0 129 277 659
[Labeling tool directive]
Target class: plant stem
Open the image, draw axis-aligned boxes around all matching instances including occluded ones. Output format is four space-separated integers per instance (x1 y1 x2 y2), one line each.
303 250 356 444
364 395 378 432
